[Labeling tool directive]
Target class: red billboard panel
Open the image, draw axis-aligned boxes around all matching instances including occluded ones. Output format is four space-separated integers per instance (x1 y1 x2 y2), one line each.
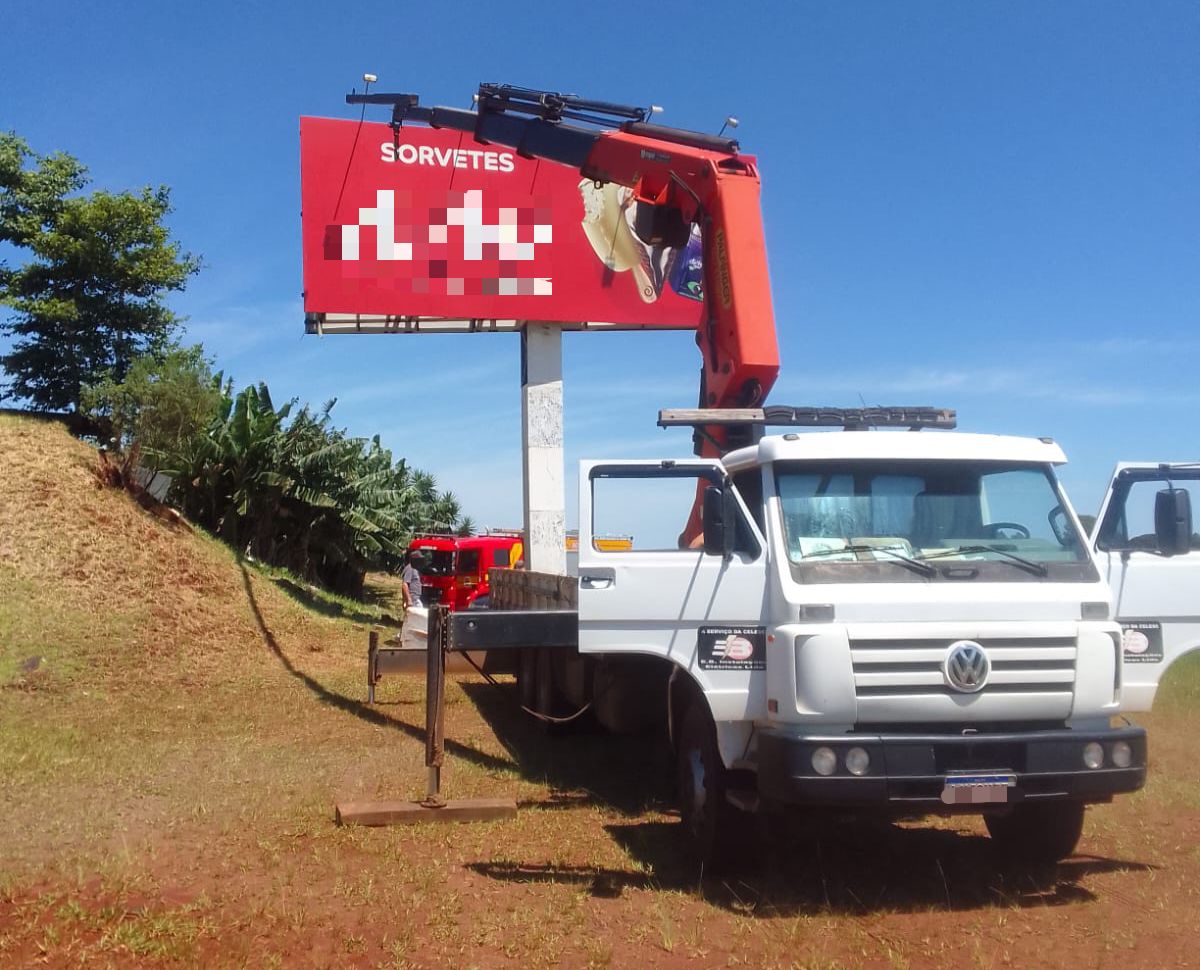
300 116 706 330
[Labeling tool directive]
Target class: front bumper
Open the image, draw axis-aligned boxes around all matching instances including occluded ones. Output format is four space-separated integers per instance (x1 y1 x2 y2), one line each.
756 725 1147 809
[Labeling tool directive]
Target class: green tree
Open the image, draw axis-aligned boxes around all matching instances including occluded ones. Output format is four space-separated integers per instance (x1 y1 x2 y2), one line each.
0 133 200 411
0 133 85 252
80 343 225 463
164 382 462 595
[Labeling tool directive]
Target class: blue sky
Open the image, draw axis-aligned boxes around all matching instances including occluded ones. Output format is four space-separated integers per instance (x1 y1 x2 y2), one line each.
3 1 1197 529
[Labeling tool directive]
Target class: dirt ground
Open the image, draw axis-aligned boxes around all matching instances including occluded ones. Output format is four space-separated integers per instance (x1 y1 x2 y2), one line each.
1 413 1198 969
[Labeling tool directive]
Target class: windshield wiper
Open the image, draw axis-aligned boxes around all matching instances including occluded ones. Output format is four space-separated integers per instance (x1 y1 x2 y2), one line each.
800 544 937 577
920 545 1049 577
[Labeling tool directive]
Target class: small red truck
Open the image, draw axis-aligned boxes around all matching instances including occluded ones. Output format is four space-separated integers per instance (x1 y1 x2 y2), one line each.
409 533 523 611
409 531 633 610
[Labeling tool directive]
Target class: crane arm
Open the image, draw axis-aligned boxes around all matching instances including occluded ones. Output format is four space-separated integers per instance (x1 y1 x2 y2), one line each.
348 85 781 541
349 85 780 433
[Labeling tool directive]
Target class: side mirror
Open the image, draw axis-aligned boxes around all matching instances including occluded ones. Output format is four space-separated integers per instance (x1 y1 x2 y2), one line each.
1048 505 1075 547
702 486 731 558
1155 488 1193 557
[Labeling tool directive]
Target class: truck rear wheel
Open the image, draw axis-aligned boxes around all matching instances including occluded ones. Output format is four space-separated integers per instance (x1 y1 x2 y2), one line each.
518 648 537 711
535 647 559 718
676 703 735 869
984 800 1085 864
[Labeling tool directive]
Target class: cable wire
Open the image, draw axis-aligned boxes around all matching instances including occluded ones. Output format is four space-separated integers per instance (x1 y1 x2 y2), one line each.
458 650 597 725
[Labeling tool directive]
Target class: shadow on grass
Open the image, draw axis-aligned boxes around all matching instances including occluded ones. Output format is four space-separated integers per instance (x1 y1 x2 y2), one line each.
238 563 512 775
472 816 1155 917
458 680 1156 917
264 573 402 628
614 816 1156 915
460 680 674 816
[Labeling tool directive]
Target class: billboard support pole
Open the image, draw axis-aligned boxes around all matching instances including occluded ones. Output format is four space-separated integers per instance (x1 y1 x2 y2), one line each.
521 323 566 575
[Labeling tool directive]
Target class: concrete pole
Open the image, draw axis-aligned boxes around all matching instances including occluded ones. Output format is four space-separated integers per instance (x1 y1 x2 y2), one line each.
521 323 566 576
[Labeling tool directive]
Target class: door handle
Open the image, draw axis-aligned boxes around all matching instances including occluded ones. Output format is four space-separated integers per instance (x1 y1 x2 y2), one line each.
580 568 615 590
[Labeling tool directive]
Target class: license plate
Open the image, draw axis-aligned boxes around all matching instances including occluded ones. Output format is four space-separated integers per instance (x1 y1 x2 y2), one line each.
940 772 1016 805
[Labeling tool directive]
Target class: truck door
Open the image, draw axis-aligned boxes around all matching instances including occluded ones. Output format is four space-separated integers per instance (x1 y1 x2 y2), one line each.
577 460 770 723
1093 463 1200 710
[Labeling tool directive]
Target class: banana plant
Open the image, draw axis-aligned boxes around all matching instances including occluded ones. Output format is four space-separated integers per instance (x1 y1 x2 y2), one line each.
161 381 465 595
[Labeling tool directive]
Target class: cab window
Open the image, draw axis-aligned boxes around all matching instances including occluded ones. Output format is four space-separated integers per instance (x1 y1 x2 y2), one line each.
457 549 481 576
1098 474 1200 552
590 465 760 557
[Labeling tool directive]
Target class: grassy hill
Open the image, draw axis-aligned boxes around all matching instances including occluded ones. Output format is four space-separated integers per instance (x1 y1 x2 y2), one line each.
0 413 1197 969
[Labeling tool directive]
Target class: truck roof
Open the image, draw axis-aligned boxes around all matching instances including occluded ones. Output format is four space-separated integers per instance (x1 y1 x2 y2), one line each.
1108 461 1200 474
411 534 521 551
722 430 1068 470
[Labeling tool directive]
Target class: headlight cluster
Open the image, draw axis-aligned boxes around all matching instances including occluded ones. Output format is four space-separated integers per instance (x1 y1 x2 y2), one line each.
1082 740 1134 769
811 745 871 777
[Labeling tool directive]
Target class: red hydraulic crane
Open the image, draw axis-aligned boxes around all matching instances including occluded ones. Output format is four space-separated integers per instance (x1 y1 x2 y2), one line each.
347 84 781 539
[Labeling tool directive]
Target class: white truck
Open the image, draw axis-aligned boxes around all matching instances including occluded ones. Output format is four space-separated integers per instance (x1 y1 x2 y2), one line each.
451 408 1196 866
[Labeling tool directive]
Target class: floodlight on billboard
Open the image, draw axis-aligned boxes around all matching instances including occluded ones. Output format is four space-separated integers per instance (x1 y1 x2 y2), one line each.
300 117 708 333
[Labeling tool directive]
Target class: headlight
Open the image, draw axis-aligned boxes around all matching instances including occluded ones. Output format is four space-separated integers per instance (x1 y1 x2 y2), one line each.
845 747 870 776
811 747 837 776
1083 742 1104 769
1112 741 1132 768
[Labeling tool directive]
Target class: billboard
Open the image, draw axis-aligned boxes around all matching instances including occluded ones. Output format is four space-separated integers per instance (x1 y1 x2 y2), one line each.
300 117 707 331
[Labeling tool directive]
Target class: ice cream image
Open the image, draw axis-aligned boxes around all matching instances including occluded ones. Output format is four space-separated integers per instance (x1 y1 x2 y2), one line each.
579 179 669 303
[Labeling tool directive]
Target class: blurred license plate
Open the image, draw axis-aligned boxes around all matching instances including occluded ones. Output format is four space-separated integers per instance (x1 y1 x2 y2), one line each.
940 772 1016 805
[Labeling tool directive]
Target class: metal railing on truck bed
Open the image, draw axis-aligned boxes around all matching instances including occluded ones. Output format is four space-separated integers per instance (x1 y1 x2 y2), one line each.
489 568 578 610
440 569 579 655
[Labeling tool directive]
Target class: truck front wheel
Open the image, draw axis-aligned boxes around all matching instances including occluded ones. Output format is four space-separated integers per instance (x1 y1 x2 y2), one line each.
984 800 1085 864
676 703 734 869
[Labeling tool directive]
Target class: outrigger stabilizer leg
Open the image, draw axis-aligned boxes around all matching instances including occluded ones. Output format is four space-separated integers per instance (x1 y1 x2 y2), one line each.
334 606 518 827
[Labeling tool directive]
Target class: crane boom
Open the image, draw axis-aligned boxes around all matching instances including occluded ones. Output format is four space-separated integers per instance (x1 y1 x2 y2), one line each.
348 85 781 454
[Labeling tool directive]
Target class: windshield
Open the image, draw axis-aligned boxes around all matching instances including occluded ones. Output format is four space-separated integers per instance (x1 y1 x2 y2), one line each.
415 549 455 576
775 460 1092 581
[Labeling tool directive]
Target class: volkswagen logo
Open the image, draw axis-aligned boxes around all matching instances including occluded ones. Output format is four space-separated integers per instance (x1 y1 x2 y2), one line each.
944 640 990 693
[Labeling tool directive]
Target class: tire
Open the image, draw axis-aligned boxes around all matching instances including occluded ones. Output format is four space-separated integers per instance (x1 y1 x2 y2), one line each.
985 800 1086 864
530 647 570 734
518 648 537 711
535 647 558 717
676 702 735 869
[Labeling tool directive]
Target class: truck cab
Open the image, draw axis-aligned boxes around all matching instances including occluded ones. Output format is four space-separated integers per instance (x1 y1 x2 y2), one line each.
410 534 523 611
575 427 1147 862
1092 461 1200 710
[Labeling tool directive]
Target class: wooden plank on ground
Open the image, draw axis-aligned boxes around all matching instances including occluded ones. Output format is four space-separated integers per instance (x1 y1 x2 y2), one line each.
335 798 518 827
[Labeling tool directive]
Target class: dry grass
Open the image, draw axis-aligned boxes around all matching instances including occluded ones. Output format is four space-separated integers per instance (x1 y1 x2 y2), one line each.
0 412 1198 969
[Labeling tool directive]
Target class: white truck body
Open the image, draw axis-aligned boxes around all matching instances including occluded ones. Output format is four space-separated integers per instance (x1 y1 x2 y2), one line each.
570 428 1146 841
465 426 1192 862
580 432 1125 757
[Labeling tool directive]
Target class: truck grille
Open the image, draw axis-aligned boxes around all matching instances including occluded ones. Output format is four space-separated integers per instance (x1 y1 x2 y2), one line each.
851 636 1077 699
